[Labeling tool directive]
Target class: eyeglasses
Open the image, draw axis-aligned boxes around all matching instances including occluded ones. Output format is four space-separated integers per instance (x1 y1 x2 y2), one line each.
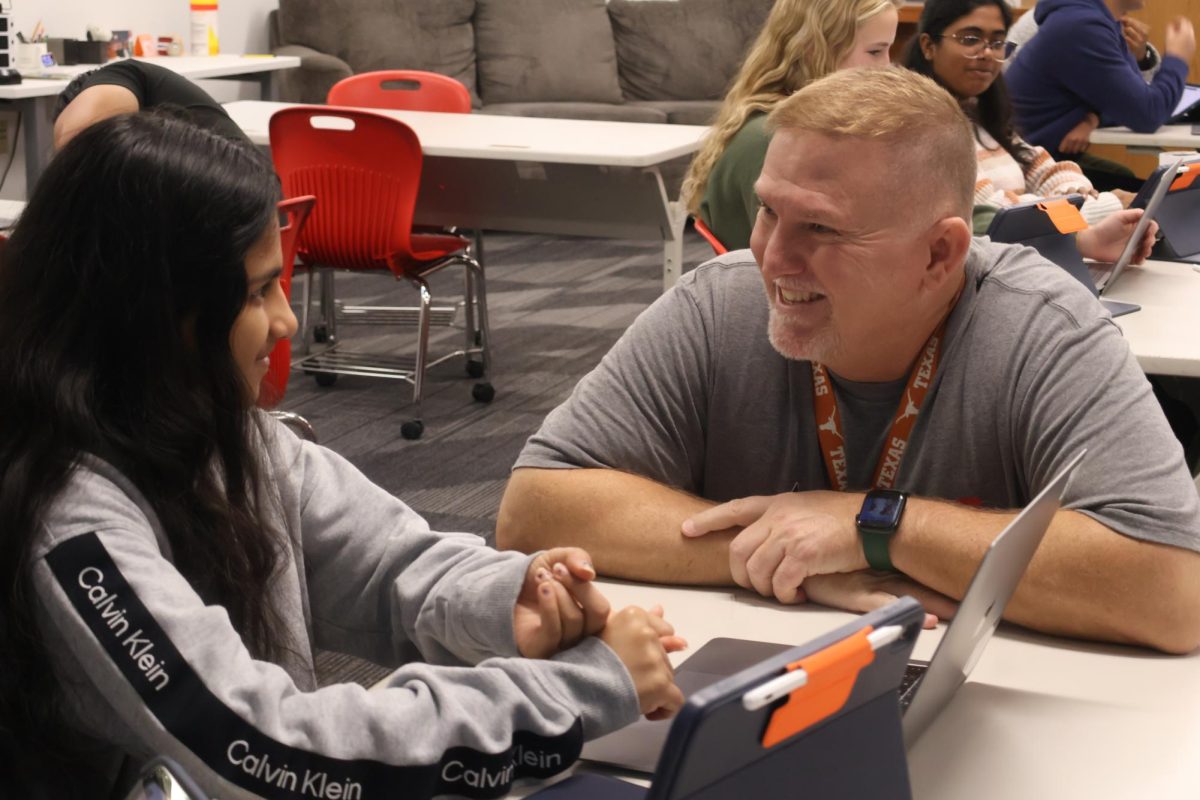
935 32 1018 61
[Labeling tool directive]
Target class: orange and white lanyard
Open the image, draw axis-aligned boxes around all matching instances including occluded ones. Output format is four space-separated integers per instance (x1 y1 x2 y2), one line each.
810 320 948 492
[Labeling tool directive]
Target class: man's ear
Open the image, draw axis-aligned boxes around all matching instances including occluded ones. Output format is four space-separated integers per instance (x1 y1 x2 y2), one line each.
923 215 972 292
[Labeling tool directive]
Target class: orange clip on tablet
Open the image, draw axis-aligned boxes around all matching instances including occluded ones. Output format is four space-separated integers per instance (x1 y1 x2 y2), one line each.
1036 198 1088 235
760 627 876 748
1170 165 1197 192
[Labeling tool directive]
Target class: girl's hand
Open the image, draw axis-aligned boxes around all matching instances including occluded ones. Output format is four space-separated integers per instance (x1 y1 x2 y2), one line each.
514 548 610 658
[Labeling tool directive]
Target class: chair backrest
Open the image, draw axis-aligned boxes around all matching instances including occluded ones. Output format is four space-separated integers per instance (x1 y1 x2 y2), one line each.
327 70 472 113
693 217 728 255
278 195 316 294
259 195 315 410
268 106 423 272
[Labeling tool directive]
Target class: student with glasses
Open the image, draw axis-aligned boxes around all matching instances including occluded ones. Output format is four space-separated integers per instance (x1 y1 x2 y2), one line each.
904 0 1130 233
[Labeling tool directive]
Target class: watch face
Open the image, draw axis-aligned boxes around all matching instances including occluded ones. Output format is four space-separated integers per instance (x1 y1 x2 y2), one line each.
858 492 904 530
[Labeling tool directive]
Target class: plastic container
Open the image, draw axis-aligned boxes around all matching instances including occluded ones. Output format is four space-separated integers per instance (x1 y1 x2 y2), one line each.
190 0 219 56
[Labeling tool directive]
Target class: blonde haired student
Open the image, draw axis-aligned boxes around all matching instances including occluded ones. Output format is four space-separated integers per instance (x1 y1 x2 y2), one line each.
683 0 903 250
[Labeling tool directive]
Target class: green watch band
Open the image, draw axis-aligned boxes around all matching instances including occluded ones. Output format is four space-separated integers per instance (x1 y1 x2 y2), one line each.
861 530 896 572
856 489 907 572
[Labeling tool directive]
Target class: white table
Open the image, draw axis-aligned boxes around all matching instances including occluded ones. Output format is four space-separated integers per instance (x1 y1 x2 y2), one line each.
1106 259 1200 377
2 55 300 191
225 100 709 289
536 579 1200 800
1090 124 1200 151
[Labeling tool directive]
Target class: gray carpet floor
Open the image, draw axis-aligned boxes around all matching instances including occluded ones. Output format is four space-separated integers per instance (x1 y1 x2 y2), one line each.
281 229 715 686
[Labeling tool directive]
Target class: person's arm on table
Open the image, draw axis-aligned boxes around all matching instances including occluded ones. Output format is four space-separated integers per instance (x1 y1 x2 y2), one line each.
684 491 1200 653
498 466 733 585
893 499 1200 654
499 469 952 629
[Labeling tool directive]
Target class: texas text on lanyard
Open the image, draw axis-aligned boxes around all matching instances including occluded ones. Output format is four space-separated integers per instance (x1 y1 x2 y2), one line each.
810 318 948 492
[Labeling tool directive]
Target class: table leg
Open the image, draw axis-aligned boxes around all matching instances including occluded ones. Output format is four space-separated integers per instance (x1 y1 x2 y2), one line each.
18 97 52 193
255 72 279 102
661 199 688 291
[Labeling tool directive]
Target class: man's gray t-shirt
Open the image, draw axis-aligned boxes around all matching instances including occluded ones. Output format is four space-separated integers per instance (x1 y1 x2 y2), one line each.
516 239 1200 553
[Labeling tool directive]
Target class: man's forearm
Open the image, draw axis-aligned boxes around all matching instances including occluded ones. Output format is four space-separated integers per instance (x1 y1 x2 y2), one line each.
497 467 734 585
893 499 1200 653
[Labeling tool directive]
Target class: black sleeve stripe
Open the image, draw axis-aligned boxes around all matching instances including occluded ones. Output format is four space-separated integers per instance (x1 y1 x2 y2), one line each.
45 532 582 800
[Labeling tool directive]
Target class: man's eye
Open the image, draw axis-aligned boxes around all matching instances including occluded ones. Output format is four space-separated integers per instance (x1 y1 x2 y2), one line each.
757 199 776 218
807 222 836 235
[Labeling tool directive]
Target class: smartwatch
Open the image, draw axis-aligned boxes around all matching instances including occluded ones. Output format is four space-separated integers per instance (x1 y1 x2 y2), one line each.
856 489 907 572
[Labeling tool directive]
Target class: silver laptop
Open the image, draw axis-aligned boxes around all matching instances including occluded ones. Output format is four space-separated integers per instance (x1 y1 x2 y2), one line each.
583 450 1085 769
1088 155 1190 296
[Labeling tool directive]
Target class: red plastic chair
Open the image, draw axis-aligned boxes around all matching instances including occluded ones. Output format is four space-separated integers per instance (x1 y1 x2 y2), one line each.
268 106 492 440
327 70 472 113
258 195 315 410
327 70 479 245
693 217 729 255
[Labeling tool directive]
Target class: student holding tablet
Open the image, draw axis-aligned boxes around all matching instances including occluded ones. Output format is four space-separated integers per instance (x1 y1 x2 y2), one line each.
904 0 1133 231
0 113 683 799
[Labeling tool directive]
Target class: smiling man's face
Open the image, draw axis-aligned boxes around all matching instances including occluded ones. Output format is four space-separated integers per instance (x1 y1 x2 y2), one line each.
749 129 937 380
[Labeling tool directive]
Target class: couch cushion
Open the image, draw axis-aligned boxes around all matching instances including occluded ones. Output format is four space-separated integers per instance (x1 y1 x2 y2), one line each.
276 0 481 107
479 102 668 124
629 100 721 125
474 0 623 105
608 0 773 102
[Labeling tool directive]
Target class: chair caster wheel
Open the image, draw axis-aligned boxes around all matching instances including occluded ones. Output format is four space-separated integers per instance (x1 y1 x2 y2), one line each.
314 372 338 387
466 359 485 378
401 420 424 440
472 382 495 403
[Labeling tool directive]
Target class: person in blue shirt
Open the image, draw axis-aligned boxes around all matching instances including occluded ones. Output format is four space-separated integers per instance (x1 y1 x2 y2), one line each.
1005 0 1193 191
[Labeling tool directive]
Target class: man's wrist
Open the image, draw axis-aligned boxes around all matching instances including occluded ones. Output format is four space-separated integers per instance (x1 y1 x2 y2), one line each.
855 489 907 571
1138 43 1159 71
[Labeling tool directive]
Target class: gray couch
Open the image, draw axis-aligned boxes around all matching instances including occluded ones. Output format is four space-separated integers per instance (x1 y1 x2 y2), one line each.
269 0 772 125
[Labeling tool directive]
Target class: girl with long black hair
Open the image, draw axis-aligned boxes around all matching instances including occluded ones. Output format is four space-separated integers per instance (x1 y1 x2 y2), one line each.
903 0 1130 232
0 111 682 799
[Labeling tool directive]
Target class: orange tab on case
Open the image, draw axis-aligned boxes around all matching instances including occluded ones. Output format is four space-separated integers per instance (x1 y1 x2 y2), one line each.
1037 199 1088 234
760 627 875 749
1170 165 1197 191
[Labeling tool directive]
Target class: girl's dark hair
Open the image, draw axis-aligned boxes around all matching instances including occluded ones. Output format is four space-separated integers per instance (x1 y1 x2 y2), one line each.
903 0 1032 166
0 111 283 787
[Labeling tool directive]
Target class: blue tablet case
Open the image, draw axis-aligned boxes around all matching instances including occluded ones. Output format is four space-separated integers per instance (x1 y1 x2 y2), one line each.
985 195 1140 316
530 598 924 800
1136 163 1200 262
985 194 1089 288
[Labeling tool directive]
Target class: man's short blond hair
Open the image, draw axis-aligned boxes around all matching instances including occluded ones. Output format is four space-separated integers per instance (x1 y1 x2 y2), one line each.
767 67 976 221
